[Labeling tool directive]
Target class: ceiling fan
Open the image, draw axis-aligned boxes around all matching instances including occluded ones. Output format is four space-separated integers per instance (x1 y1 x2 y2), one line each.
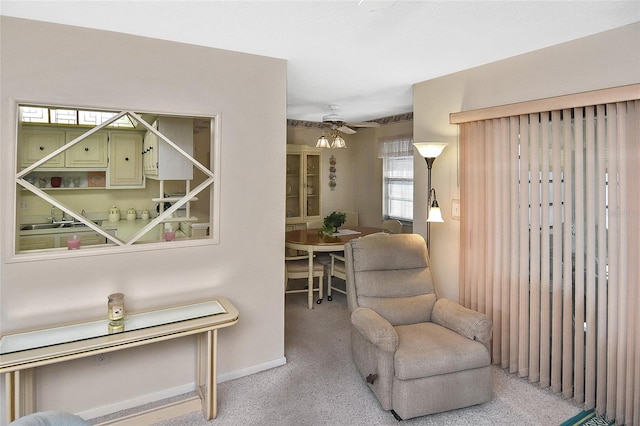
320 104 380 135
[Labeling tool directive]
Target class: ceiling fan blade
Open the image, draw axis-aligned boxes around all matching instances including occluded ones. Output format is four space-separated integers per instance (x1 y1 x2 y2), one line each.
338 125 357 135
346 121 380 128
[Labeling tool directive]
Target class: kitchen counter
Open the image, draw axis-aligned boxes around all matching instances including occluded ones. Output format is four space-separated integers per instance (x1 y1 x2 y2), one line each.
100 218 186 243
18 210 209 251
18 219 185 245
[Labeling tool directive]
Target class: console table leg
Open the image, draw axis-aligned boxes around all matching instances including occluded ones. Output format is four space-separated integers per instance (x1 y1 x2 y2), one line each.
197 329 217 420
22 369 36 415
4 372 16 423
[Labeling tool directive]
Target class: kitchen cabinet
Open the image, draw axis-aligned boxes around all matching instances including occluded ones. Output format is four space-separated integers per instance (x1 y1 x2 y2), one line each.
64 130 108 168
20 128 108 169
19 230 107 251
109 132 143 187
18 235 55 251
20 128 65 168
60 231 106 247
286 145 322 225
143 117 194 180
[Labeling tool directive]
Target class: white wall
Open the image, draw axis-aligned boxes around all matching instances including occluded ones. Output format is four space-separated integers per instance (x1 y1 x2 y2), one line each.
413 22 640 302
0 17 286 420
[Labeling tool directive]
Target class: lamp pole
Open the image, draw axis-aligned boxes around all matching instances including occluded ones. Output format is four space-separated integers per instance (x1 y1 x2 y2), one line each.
413 142 447 252
425 157 436 250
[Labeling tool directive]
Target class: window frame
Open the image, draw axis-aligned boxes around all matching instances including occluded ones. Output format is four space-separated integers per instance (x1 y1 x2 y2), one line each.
382 154 414 223
10 102 221 263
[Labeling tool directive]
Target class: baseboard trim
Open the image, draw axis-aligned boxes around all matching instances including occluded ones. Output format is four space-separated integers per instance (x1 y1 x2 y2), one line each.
218 356 287 383
94 396 202 426
80 356 287 422
78 383 196 421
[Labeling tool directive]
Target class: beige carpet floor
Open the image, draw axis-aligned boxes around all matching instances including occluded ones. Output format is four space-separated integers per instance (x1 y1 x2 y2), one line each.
97 283 583 425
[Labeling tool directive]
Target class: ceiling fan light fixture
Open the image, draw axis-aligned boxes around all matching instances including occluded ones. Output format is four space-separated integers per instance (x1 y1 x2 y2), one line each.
331 134 346 149
316 135 330 148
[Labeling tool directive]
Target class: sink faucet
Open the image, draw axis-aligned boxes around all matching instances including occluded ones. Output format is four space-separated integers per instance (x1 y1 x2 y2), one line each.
51 205 71 223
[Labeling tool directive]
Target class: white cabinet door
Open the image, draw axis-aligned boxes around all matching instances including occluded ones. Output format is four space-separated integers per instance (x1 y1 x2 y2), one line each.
110 132 143 187
20 128 65 168
64 130 108 168
143 117 194 180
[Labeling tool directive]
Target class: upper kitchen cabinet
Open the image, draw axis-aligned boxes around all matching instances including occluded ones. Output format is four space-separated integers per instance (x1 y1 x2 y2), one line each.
286 144 322 226
64 130 108 168
21 128 109 169
109 132 144 187
143 117 194 180
19 128 65 168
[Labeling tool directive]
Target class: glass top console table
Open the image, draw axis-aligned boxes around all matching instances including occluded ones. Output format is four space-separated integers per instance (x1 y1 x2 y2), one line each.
0 297 239 424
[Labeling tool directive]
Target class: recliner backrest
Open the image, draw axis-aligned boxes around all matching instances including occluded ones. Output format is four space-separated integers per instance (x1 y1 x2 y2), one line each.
345 233 436 326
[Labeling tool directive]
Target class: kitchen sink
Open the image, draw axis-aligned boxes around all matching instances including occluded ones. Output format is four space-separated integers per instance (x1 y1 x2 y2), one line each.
20 220 102 231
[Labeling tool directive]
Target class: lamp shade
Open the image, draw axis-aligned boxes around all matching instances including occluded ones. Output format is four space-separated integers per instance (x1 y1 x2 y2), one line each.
316 135 330 148
427 206 444 222
413 142 447 158
331 135 346 149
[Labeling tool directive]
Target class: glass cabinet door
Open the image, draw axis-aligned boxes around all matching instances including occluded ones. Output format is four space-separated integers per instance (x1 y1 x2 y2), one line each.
305 153 320 218
286 152 302 221
286 145 322 225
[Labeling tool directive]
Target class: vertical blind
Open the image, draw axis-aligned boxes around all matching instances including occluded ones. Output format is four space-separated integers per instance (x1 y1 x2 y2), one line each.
458 97 639 424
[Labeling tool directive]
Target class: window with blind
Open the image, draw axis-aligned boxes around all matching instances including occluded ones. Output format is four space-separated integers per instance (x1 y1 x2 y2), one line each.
453 85 639 425
379 136 414 222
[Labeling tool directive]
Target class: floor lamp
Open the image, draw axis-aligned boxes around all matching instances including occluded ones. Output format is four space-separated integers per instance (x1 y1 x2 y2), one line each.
413 143 447 250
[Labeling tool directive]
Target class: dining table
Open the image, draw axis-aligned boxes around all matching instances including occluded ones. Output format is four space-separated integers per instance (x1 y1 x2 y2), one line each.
285 226 386 308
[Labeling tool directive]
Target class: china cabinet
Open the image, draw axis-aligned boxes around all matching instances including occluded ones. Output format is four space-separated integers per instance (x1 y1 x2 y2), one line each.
286 145 322 226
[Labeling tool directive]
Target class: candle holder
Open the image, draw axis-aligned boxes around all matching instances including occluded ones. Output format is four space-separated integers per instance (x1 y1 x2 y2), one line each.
108 293 125 324
67 235 81 250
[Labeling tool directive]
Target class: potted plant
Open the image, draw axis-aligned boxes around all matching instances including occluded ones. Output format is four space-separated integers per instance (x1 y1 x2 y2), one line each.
320 211 347 236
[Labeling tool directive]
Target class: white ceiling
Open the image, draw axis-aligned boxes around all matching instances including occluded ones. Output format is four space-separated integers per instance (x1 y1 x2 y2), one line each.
2 1 639 122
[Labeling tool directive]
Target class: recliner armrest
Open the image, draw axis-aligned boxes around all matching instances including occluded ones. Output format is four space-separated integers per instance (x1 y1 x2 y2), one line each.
351 307 398 352
432 298 492 350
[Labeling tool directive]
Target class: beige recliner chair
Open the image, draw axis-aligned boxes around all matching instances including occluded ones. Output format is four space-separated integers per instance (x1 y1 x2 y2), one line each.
344 233 492 420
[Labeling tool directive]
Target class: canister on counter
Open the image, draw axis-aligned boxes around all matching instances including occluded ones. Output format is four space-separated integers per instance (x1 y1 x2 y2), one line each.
126 208 136 221
108 206 120 222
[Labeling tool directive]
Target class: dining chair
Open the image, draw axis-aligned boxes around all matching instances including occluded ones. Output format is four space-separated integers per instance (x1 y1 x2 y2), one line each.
324 210 356 300
382 219 403 234
305 219 332 266
306 219 324 229
285 253 324 307
342 210 359 227
327 253 346 301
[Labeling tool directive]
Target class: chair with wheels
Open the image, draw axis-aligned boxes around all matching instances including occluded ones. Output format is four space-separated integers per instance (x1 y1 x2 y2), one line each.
285 253 324 308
